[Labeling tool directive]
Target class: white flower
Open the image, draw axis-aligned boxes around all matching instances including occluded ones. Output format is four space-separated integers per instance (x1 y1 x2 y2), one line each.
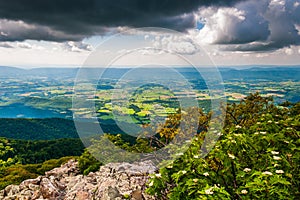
275 121 279 124
205 188 214 195
203 172 210 177
271 151 279 155
176 152 184 156
149 181 154 187
241 190 248 194
193 179 198 183
155 173 162 178
243 168 251 172
275 170 284 174
166 165 173 169
262 171 273 175
254 132 259 135
257 122 261 125
260 131 267 134
236 125 242 128
228 153 235 159
267 120 273 123
273 156 281 160
194 155 199 159
181 170 187 174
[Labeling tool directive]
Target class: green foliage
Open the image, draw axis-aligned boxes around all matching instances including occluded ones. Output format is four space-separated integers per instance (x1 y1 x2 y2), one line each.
86 134 140 164
0 118 79 140
0 156 76 190
0 118 130 140
0 138 84 165
0 138 19 167
146 93 300 199
35 156 77 175
78 149 102 175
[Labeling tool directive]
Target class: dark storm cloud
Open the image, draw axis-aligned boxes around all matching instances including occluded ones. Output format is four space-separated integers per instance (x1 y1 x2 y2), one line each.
0 0 245 42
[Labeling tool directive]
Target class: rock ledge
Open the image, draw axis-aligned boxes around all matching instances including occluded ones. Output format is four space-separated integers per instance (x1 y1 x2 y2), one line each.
0 160 158 200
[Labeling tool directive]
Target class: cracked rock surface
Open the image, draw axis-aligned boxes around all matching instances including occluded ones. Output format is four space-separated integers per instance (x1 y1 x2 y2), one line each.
0 160 158 200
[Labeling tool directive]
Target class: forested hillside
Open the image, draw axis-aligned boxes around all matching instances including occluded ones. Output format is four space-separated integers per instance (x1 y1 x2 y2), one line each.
0 94 299 199
0 118 125 140
0 138 85 189
0 118 78 140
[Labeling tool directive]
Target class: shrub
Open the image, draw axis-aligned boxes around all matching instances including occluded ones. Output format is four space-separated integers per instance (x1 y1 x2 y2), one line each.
147 94 300 199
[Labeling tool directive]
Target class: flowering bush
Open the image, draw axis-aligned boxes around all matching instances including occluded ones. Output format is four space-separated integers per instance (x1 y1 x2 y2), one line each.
147 94 300 199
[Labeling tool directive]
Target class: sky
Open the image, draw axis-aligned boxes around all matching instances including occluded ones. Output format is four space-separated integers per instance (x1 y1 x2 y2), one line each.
0 0 299 68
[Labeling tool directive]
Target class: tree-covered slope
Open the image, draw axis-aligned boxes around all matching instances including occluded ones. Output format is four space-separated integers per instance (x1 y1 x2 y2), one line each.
0 118 78 140
0 118 126 140
0 137 84 166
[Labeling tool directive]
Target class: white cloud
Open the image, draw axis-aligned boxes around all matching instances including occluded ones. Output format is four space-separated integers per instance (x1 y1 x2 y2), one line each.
256 53 269 58
195 0 300 51
270 0 286 7
196 2 269 45
64 41 93 52
17 42 32 49
196 7 247 44
152 34 200 55
0 40 48 50
0 31 8 36
285 48 294 55
0 42 13 48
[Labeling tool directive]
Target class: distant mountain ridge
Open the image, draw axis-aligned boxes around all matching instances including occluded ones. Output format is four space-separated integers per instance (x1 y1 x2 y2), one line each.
0 66 25 76
1 65 300 84
1 65 300 76
0 66 79 78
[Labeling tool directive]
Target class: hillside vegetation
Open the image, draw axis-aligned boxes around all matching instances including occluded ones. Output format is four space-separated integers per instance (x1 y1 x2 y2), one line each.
0 93 299 199
146 94 300 199
0 138 84 189
0 118 126 140
83 93 300 199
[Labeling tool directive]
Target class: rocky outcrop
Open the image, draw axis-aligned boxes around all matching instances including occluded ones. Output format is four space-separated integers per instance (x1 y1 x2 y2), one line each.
0 160 158 200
